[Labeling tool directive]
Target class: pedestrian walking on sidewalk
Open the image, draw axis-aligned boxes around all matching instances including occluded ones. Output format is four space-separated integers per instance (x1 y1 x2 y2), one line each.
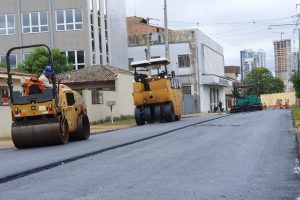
218 100 223 112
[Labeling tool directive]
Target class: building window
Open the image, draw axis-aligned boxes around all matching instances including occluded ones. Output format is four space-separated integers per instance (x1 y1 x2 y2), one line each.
92 90 103 104
178 55 190 68
0 54 17 68
0 14 15 35
22 11 48 33
181 85 192 95
23 53 31 60
128 58 134 71
56 9 83 31
63 50 85 70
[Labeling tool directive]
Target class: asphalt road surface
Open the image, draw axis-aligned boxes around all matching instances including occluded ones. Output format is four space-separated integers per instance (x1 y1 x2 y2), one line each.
0 110 299 200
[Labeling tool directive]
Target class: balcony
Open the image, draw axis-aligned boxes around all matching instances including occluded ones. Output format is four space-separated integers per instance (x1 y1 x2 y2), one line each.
200 74 232 87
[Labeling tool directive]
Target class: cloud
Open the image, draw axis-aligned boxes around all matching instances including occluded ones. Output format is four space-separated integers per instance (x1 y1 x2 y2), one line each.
126 0 300 71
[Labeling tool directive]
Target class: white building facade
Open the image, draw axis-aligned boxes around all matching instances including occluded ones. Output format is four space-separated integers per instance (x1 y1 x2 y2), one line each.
128 29 231 113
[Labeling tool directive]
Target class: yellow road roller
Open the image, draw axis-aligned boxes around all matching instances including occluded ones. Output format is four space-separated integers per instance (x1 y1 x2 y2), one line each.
6 44 90 148
131 58 182 125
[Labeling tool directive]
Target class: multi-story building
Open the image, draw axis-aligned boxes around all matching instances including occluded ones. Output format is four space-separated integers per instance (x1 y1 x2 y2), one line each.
240 49 255 80
0 0 128 70
273 39 291 90
240 49 266 80
127 17 231 113
255 49 266 68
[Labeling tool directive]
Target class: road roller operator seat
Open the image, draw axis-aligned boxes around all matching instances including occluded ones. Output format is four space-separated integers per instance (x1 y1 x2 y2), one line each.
24 77 44 95
134 72 150 91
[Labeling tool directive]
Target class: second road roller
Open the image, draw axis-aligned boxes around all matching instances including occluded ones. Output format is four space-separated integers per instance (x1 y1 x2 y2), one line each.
6 44 90 148
131 57 182 125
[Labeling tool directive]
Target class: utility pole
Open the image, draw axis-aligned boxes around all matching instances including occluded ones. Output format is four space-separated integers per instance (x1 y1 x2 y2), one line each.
164 0 170 60
146 18 151 61
296 4 300 71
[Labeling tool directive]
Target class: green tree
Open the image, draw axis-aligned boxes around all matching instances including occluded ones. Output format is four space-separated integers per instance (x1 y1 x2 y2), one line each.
290 72 300 98
19 47 73 76
243 67 285 96
0 62 6 68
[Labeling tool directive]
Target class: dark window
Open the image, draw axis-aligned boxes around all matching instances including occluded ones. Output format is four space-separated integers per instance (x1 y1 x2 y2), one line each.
64 50 85 70
68 51 75 64
181 85 192 95
128 58 134 70
92 90 103 104
0 54 16 68
77 51 84 64
178 55 190 68
66 92 75 106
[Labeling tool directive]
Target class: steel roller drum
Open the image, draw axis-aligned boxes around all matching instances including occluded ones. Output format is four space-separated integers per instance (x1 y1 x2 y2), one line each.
11 118 68 149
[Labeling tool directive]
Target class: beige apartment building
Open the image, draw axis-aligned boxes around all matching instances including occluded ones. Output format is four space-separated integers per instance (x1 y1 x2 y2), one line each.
0 0 128 70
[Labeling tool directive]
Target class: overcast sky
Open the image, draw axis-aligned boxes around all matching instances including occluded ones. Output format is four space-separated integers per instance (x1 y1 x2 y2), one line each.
126 0 300 72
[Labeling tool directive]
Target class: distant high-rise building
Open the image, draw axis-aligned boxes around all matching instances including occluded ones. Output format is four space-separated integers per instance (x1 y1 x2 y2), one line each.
240 49 254 80
255 50 266 67
240 49 266 79
273 39 291 90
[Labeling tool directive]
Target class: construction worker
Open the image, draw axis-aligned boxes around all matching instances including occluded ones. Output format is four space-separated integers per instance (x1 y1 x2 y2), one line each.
39 66 53 88
285 99 289 109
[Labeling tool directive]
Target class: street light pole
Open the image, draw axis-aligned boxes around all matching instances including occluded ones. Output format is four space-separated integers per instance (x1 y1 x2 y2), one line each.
296 4 300 71
146 18 151 61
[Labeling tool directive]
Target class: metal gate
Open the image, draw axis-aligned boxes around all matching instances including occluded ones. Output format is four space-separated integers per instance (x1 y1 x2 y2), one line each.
183 94 196 114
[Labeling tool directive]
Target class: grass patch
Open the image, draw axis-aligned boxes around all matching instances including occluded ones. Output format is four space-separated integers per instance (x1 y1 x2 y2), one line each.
0 137 12 141
91 115 136 125
292 107 300 127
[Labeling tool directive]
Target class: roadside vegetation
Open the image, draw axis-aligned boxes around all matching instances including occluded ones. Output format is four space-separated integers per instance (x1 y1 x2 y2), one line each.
292 107 300 127
91 115 135 125
0 137 12 141
291 72 300 99
243 67 285 96
18 47 73 75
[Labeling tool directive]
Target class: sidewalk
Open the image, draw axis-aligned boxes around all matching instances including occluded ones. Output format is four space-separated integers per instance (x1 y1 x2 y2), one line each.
0 140 14 150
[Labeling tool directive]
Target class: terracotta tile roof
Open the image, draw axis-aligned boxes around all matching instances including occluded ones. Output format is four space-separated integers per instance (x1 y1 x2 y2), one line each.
0 68 34 77
57 65 133 84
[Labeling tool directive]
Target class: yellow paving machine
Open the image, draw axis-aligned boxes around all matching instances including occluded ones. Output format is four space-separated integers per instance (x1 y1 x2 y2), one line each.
6 44 90 148
131 58 182 125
